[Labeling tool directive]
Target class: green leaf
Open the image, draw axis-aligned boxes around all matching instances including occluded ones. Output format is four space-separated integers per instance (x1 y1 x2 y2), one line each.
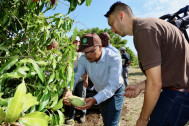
72 27 77 41
54 114 59 125
38 89 50 111
19 59 45 82
52 57 56 69
48 72 55 84
0 94 11 107
67 0 77 14
55 70 60 80
78 0 85 5
70 70 75 91
0 106 5 124
0 55 18 75
50 93 58 108
0 46 9 54
30 105 36 113
5 81 26 123
30 59 45 83
22 93 39 112
16 66 30 77
66 63 73 87
0 72 24 79
53 99 63 111
36 61 47 66
50 114 56 126
18 112 49 126
57 110 65 124
86 0 92 6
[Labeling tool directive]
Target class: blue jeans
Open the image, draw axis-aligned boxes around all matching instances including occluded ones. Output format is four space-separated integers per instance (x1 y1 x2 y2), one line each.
148 89 189 126
99 85 125 126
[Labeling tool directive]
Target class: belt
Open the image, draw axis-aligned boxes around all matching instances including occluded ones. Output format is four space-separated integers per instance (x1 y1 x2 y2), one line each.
166 87 189 93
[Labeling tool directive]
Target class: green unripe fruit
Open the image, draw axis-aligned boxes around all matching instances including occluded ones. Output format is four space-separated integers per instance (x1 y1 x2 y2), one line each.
67 95 85 107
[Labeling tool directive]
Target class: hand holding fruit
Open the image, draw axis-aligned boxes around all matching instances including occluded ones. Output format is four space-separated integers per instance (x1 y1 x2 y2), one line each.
76 97 97 110
63 89 72 106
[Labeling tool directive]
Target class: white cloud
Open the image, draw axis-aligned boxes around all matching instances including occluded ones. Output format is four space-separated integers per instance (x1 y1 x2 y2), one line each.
138 0 188 18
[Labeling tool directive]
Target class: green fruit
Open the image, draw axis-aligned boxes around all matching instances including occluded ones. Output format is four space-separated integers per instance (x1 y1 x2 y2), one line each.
67 95 85 107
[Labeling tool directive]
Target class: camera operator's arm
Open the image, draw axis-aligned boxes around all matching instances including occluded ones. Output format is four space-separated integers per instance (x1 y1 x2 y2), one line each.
159 14 172 20
174 5 189 16
159 14 176 22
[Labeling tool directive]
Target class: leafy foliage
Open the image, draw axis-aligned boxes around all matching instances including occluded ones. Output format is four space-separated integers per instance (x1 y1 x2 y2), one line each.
0 0 92 125
0 81 48 125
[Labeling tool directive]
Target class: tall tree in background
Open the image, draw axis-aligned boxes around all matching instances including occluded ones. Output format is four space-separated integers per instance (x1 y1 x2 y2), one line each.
77 27 138 65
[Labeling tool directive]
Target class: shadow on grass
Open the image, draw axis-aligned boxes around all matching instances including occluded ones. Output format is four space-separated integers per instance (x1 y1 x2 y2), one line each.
129 72 144 76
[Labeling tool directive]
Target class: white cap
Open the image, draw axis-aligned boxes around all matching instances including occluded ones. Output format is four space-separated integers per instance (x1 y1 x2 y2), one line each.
120 47 125 51
76 36 80 41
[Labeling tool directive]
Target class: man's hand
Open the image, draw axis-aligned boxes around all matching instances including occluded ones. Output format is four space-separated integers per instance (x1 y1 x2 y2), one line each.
123 85 141 98
136 116 149 126
75 97 97 110
63 89 72 106
83 80 88 87
84 70 88 87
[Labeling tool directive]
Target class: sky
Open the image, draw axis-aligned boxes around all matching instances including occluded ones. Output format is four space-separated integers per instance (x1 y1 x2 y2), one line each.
45 0 189 54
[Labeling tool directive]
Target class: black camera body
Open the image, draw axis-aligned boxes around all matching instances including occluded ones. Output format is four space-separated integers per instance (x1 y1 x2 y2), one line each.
170 15 189 30
159 5 189 42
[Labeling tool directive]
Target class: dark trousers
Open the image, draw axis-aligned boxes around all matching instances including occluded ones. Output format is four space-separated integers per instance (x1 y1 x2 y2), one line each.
122 67 129 86
99 85 125 126
148 89 189 126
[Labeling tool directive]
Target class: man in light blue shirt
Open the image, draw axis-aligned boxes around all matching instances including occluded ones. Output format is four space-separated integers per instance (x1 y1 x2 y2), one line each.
64 33 124 126
99 32 120 55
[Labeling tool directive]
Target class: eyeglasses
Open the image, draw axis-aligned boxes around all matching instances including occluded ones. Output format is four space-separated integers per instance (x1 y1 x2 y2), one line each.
85 46 99 55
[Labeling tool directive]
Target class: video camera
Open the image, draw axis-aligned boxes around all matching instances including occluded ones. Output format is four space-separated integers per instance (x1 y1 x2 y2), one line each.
159 5 189 42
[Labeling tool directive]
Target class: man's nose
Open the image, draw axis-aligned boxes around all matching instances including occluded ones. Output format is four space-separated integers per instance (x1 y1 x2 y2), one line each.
85 53 91 57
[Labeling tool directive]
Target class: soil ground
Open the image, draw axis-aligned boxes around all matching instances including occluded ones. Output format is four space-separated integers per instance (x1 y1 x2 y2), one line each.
65 66 146 126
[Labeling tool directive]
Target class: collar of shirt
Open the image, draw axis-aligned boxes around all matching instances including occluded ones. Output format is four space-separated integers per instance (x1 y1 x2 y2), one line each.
96 48 106 63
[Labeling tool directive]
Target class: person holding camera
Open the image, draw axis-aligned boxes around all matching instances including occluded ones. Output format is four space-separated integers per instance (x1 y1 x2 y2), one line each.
105 2 189 126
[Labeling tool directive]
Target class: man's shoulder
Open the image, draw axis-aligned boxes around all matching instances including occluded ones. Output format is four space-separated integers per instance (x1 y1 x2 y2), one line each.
78 53 87 61
104 47 118 56
103 48 121 61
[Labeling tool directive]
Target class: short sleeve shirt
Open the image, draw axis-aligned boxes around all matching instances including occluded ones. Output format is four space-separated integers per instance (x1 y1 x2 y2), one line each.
133 17 189 88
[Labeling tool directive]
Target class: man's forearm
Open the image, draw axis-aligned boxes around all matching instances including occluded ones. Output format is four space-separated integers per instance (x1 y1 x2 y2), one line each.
139 81 161 121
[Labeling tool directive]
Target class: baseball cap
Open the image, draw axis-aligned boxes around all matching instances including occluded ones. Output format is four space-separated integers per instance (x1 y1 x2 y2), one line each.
76 36 80 41
70 36 80 42
120 47 125 51
78 33 102 52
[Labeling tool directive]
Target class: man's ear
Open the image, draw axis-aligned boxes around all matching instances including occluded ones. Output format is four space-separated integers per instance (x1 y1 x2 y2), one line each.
99 45 102 51
120 11 124 21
